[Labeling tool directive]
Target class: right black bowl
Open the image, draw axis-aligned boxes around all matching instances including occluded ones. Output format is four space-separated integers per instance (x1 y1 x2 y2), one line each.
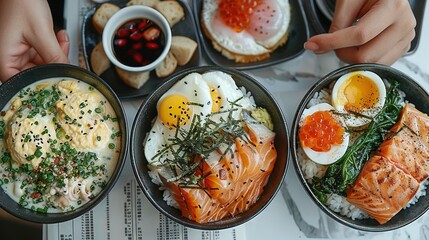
291 64 429 231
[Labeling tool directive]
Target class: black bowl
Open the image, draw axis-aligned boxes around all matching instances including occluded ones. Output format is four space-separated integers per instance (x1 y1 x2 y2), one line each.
130 65 289 230
0 64 128 223
291 63 429 231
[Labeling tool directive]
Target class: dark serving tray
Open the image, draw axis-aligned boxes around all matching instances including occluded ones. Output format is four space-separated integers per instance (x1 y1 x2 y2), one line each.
192 0 309 70
82 0 202 99
302 0 426 55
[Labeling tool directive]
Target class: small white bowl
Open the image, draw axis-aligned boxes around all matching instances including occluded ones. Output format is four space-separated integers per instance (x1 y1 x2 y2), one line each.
102 6 172 72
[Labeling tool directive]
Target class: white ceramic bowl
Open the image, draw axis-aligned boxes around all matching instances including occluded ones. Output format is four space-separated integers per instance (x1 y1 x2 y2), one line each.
102 5 172 72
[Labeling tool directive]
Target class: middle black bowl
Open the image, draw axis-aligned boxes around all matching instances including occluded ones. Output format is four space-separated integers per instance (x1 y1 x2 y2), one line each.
130 65 289 230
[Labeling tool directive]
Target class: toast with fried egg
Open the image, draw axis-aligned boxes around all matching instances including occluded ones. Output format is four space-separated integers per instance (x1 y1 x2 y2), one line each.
201 0 291 63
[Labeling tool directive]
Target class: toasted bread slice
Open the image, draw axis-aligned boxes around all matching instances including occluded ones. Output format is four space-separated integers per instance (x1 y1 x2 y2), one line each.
170 36 197 66
154 1 184 27
126 0 159 7
90 42 111 76
92 3 120 34
115 67 150 89
155 51 177 78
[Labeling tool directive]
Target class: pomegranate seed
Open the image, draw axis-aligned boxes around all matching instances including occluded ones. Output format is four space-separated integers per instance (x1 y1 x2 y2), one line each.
138 21 148 30
133 53 144 64
133 42 143 50
130 31 142 41
123 22 134 30
143 27 161 41
141 59 150 65
130 25 138 33
114 39 128 47
117 28 130 38
146 42 159 50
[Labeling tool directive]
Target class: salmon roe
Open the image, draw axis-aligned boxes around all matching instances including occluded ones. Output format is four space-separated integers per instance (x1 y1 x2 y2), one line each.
299 111 345 152
218 0 261 32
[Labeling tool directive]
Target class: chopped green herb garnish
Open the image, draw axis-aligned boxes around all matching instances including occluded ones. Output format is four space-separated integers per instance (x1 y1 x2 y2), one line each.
34 148 43 158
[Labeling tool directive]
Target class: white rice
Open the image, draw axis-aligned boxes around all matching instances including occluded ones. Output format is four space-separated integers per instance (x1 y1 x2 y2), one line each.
298 80 423 220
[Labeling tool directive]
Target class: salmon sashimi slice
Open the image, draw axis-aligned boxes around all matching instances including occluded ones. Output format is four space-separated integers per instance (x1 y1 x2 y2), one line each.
225 176 266 216
235 121 277 179
377 104 429 182
165 181 229 223
221 121 277 214
347 156 420 224
198 154 234 200
160 120 277 223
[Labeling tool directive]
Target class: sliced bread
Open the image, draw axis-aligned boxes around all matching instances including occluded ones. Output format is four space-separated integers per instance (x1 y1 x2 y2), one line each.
155 51 177 78
90 42 111 76
170 36 197 66
126 0 159 7
92 3 120 34
154 1 184 27
115 67 150 89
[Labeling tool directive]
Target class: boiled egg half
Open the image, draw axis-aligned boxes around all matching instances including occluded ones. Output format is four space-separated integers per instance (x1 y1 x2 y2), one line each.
331 71 386 127
299 103 349 165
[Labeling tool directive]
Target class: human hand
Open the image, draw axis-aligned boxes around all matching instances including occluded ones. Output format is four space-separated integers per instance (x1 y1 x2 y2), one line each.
304 0 416 65
0 0 70 82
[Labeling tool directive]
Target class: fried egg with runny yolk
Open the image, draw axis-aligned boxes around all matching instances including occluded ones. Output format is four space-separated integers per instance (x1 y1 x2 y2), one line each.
144 71 254 166
201 0 290 59
202 71 255 122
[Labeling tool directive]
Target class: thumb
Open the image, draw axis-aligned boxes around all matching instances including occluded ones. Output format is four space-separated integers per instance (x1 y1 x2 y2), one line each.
57 29 70 59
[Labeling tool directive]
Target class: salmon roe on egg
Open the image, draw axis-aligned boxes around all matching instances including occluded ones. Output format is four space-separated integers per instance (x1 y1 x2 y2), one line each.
299 111 345 152
218 0 261 32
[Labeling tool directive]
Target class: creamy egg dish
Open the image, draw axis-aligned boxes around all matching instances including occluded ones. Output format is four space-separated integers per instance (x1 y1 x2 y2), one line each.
0 78 121 213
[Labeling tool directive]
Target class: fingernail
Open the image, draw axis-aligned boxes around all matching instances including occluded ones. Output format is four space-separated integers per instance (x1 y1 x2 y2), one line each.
304 41 319 51
314 50 329 54
64 31 69 42
60 29 69 42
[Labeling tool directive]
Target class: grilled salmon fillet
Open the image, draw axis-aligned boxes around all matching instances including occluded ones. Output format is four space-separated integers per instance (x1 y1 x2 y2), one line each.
347 104 429 224
378 104 429 182
347 156 419 224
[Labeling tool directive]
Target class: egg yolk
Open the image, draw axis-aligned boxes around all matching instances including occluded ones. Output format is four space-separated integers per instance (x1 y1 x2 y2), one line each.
218 0 261 32
338 74 379 113
299 111 345 152
210 86 221 113
159 94 191 127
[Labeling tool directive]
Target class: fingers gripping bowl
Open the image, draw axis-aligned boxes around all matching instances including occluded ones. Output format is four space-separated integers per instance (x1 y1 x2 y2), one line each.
291 64 429 231
131 66 288 229
0 64 127 223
